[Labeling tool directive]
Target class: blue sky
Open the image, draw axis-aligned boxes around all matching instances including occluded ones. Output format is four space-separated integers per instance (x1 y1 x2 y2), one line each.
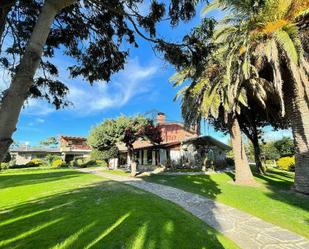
3 3 291 146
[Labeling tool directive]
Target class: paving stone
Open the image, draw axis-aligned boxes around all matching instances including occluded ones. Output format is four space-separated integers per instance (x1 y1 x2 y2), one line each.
79 168 309 249
266 228 305 242
297 241 309 249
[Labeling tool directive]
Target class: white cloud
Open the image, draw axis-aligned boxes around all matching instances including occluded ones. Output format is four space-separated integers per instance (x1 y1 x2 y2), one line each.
36 118 45 123
22 98 54 116
65 58 159 115
20 57 159 116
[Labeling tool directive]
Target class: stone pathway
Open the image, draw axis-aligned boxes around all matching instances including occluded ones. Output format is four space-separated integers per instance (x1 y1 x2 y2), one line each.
79 168 309 249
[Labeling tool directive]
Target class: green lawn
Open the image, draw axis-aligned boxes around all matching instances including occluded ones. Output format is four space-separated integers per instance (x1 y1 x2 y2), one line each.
0 168 237 249
101 168 131 176
143 168 309 238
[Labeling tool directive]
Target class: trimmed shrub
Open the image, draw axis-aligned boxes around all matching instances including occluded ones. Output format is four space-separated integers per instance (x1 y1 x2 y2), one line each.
96 160 108 167
0 162 10 170
52 159 67 168
45 154 62 165
276 156 295 171
26 158 45 167
70 157 98 168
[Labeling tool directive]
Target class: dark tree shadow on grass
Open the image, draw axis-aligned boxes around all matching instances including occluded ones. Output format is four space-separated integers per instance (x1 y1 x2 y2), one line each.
0 180 229 249
0 170 81 189
226 169 309 216
143 174 222 200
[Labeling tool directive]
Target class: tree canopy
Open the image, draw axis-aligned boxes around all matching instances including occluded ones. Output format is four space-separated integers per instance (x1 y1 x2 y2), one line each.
0 0 201 108
0 0 202 161
39 136 59 147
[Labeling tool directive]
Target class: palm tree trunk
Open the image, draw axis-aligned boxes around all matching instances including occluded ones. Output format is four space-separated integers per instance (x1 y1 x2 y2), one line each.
0 0 76 162
286 69 309 194
230 116 256 185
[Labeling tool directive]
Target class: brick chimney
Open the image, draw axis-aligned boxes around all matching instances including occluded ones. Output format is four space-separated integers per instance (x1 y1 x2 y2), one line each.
157 112 166 124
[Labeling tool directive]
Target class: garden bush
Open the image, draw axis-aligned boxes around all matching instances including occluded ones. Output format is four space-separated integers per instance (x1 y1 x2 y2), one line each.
0 162 10 170
51 159 67 168
95 160 108 167
276 156 295 171
45 154 62 165
70 157 97 168
26 158 45 167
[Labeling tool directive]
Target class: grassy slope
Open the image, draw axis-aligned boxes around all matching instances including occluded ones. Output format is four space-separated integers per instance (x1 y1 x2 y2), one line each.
0 168 237 249
144 168 309 238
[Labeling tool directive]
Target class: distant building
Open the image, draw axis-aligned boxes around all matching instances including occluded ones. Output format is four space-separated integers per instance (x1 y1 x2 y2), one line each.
111 112 231 170
60 136 91 162
10 147 60 165
10 136 91 165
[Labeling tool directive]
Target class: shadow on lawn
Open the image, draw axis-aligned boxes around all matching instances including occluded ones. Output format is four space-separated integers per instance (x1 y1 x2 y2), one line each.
0 170 81 189
0 180 228 249
143 174 222 200
227 169 309 213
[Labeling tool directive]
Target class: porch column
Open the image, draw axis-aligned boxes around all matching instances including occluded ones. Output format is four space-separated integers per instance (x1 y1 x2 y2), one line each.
152 150 156 165
138 150 142 165
159 149 167 165
143 149 147 165
114 158 119 169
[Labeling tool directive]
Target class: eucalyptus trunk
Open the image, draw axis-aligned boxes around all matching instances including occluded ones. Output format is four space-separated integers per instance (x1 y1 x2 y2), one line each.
0 0 76 162
230 116 256 185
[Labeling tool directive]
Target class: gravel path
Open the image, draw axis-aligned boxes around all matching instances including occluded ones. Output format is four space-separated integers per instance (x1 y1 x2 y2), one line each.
79 168 309 249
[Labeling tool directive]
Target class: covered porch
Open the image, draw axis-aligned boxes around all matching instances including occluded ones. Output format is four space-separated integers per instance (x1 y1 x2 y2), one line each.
115 144 169 171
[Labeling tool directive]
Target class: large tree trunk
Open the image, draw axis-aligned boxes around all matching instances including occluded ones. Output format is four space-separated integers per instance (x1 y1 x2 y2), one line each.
251 135 265 175
230 116 256 185
0 0 75 162
285 65 309 194
127 146 137 177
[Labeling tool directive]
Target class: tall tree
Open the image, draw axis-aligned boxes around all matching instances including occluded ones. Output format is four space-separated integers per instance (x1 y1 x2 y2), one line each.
202 0 309 193
39 136 59 147
0 0 199 161
88 115 161 176
274 137 295 157
171 62 257 185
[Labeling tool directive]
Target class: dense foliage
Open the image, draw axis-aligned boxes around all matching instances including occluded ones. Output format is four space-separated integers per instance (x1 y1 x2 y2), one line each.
51 159 67 168
0 0 201 109
39 137 59 147
90 146 119 162
274 137 295 157
88 115 161 152
88 115 161 174
276 156 295 171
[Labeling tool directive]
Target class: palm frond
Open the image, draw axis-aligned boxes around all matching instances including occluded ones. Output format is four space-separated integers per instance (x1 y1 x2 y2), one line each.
274 29 299 64
201 0 220 16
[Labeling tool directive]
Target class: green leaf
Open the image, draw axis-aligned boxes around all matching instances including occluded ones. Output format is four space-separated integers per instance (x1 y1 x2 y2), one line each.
274 30 298 64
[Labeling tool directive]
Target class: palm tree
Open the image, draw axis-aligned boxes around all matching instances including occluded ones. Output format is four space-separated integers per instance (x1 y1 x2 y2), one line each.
202 0 309 193
172 52 257 185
